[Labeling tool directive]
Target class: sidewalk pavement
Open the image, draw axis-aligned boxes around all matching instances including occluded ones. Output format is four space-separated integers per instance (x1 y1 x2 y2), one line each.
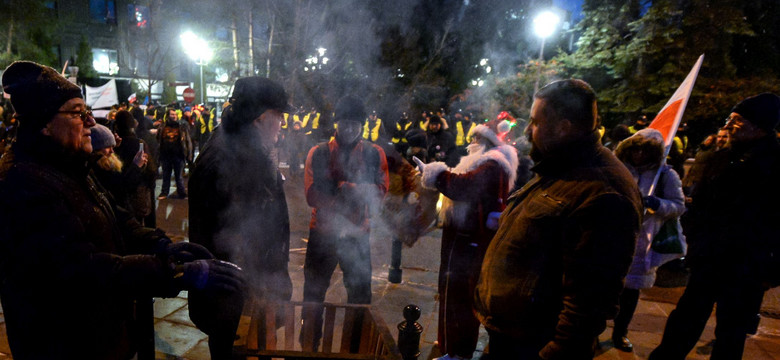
0 172 778 359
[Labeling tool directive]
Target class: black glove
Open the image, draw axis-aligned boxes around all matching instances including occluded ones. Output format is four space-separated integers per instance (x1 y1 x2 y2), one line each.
643 196 661 211
165 241 215 263
174 259 246 293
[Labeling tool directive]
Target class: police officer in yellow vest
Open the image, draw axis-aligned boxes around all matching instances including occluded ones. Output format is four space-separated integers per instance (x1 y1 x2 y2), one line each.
392 111 413 154
453 110 476 148
363 110 387 143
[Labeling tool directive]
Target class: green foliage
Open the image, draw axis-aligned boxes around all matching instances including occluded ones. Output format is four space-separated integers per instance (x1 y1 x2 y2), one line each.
0 0 59 67
76 36 98 83
553 0 778 140
162 60 178 105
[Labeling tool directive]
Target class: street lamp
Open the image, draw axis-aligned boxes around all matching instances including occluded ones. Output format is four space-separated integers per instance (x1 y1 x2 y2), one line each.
532 10 560 93
180 31 213 104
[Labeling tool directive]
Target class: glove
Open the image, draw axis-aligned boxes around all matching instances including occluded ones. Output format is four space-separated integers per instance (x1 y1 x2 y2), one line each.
165 241 215 263
643 196 661 211
412 156 426 173
174 259 246 293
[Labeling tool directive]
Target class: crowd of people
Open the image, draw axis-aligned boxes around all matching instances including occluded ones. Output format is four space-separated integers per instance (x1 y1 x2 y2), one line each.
0 60 778 360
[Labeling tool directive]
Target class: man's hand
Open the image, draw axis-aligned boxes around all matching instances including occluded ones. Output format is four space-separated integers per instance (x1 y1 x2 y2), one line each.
165 242 214 263
412 156 426 173
175 259 245 293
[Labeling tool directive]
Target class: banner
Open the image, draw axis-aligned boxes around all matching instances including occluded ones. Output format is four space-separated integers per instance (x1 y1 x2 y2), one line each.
85 79 118 110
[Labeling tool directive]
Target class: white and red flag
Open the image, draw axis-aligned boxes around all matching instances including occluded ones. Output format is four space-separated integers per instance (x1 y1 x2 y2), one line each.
646 54 704 195
648 54 705 156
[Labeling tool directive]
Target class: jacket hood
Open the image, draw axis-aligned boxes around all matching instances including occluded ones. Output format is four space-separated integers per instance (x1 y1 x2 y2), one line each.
615 128 666 166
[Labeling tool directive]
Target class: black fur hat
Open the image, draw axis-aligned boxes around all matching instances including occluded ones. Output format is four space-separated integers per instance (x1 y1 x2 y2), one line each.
731 93 780 132
2 61 83 132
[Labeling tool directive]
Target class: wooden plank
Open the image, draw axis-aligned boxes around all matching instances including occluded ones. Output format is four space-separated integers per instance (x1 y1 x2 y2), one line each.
263 302 277 350
301 303 318 351
246 303 260 351
358 309 374 354
236 348 376 359
341 307 356 352
367 309 402 359
322 305 337 353
284 302 295 350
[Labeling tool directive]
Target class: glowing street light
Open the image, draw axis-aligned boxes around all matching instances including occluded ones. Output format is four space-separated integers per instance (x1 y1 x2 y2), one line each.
180 31 213 104
532 10 561 93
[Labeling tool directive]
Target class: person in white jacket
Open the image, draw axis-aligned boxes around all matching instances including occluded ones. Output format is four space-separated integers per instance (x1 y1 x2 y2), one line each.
610 128 687 352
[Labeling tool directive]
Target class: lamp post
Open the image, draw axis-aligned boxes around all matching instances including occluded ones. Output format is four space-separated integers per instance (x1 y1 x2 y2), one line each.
532 11 560 94
180 31 213 104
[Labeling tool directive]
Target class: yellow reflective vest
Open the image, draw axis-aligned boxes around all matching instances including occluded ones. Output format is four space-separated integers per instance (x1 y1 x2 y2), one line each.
392 121 412 143
455 121 476 146
363 118 382 142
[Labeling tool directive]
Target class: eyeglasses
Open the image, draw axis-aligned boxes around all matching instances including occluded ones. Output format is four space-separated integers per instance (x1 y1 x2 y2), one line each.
58 109 93 122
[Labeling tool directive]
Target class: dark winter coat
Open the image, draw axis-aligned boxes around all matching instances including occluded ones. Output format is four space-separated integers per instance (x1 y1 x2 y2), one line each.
157 120 192 161
0 141 177 360
304 139 389 236
188 126 292 299
682 134 780 287
474 133 642 359
426 129 458 167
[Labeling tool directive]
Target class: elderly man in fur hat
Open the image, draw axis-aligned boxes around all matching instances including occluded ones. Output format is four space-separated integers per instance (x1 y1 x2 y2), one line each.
414 118 518 360
188 76 295 358
0 62 244 360
650 93 780 360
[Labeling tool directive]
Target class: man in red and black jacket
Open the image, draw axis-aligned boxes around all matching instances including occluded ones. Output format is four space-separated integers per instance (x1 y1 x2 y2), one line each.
301 95 389 349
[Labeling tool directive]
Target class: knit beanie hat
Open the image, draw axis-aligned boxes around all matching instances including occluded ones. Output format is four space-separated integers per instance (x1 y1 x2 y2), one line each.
2 61 83 132
731 93 780 132
91 124 116 150
469 118 512 146
334 95 366 124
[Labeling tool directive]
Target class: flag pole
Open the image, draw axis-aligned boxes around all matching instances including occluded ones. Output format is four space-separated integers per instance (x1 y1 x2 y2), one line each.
647 54 705 196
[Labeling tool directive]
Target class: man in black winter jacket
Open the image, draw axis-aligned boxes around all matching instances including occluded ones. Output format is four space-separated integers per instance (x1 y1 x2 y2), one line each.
650 93 780 360
0 61 244 360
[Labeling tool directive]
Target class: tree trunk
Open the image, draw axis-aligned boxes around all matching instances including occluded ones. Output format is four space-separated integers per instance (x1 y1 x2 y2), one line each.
6 21 14 54
232 18 240 76
248 11 254 75
266 13 274 78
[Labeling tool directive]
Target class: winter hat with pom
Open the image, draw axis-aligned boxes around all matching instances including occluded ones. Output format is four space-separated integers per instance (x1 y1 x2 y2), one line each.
469 118 512 146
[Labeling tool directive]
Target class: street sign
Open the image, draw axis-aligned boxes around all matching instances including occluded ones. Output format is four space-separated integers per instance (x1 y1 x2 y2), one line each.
182 87 195 103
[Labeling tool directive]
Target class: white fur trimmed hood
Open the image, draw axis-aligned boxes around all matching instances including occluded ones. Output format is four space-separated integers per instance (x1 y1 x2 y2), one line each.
421 144 519 192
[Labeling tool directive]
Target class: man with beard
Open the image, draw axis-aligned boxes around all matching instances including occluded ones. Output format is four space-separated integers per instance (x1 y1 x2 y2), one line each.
188 76 295 359
474 79 642 359
0 61 243 360
649 93 780 360
301 95 389 350
414 118 519 360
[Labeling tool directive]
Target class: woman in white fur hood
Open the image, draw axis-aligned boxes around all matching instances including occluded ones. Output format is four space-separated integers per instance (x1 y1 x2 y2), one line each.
610 127 687 352
415 119 518 360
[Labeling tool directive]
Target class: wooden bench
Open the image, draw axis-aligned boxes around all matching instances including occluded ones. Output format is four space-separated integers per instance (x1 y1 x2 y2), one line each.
234 300 403 360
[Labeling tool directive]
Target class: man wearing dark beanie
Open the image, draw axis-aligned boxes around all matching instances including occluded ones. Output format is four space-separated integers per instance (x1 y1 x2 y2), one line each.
651 93 780 360
0 61 245 359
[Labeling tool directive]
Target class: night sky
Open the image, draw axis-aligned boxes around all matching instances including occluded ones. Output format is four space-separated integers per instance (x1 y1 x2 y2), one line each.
553 0 584 23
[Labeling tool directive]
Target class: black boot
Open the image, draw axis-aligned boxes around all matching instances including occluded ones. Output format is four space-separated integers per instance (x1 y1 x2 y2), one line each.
612 334 633 352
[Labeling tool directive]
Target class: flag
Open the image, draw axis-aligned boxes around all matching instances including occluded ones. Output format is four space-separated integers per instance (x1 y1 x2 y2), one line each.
127 93 137 104
649 54 704 156
646 54 704 196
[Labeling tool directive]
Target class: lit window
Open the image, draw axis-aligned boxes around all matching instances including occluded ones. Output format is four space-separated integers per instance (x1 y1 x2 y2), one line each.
92 48 119 75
